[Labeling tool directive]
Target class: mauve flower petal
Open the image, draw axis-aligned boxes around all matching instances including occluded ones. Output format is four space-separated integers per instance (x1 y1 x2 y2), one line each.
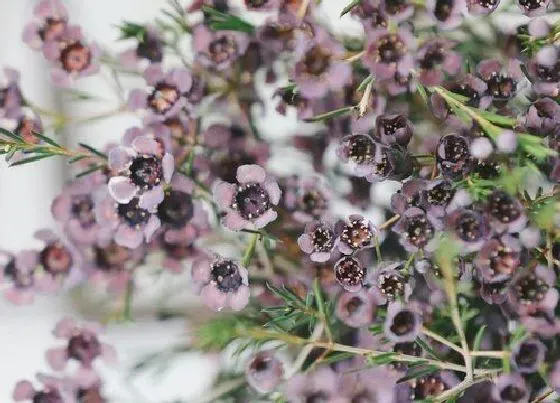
12 380 35 401
200 284 228 311
144 63 165 86
42 41 60 61
528 18 550 37
108 147 132 171
35 228 58 243
297 78 328 99
115 225 144 249
144 215 161 241
254 209 277 229
139 186 164 210
51 194 71 222
229 285 250 311
470 137 493 159
213 181 236 208
108 177 137 204
310 251 331 263
67 220 98 245
45 347 69 371
192 257 211 282
4 288 34 305
168 68 192 92
132 135 159 155
297 233 315 254
496 130 517 153
237 164 266 184
101 343 118 364
53 316 77 338
50 69 72 88
265 179 281 205
73 368 100 390
162 153 174 183
203 124 231 148
22 23 40 49
34 0 67 18
223 211 250 231
171 174 194 193
16 250 38 269
127 89 148 110
118 49 139 68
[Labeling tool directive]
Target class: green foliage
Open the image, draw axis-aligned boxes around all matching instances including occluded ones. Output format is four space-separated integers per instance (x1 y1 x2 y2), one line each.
193 314 256 351
117 21 147 41
340 0 361 17
202 6 255 34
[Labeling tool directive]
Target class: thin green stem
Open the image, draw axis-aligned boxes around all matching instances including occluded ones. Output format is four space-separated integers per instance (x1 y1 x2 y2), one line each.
421 328 464 355
241 233 259 267
123 278 135 322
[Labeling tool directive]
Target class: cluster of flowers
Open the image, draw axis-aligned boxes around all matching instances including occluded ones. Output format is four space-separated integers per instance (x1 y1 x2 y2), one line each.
1 0 560 401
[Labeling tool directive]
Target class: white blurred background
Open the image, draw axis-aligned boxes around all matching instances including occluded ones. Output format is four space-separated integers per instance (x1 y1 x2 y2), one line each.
0 0 551 401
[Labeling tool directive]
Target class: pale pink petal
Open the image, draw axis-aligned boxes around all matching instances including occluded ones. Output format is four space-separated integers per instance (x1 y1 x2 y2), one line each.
73 368 99 389
297 234 315 253
144 215 161 241
168 68 192 92
171 174 194 193
139 186 164 210
53 316 77 338
51 194 71 222
253 209 277 229
162 153 174 183
310 251 331 262
132 135 159 155
127 89 148 110
108 177 137 204
101 343 118 365
223 211 250 231
4 288 34 305
45 347 69 371
229 285 250 311
13 380 35 401
43 41 60 61
144 63 165 86
16 250 38 269
115 225 143 249
236 164 266 184
50 69 72 88
35 228 58 243
122 127 145 147
108 147 132 171
118 49 140 68
264 180 281 204
200 284 228 311
213 181 236 208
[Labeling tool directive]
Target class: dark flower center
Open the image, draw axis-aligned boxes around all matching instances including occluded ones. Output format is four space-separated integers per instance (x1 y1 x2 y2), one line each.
403 215 434 248
303 45 332 76
312 227 334 252
476 0 500 9
32 390 63 403
260 23 295 44
390 310 416 336
440 135 469 163
425 181 454 205
40 243 72 275
489 244 518 277
71 195 96 227
340 219 374 250
536 61 560 82
118 198 150 228
345 296 364 314
300 190 327 215
518 0 547 10
129 156 163 190
419 45 446 70
233 183 270 220
379 115 408 137
413 376 448 399
67 332 101 364
335 257 365 288
392 342 421 371
304 392 330 403
486 73 516 100
455 212 485 242
515 343 539 368
211 260 243 293
488 191 521 223
448 82 480 106
514 273 549 304
377 34 406 64
378 272 406 300
500 385 527 402
94 242 130 272
60 42 92 73
136 31 163 63
148 83 180 114
209 35 238 64
77 387 104 403
475 160 502 179
347 135 375 164
4 258 34 289
385 0 410 15
157 190 194 228
434 0 454 21
245 0 269 7
39 17 66 42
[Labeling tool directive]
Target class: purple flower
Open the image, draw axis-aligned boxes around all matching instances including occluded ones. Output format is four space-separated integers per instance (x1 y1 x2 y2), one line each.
95 194 161 249
13 374 75 403
335 214 377 255
214 164 281 231
436 134 474 179
522 97 560 137
379 0 414 21
467 0 500 14
491 373 529 403
477 59 523 105
42 31 101 87
293 33 351 99
408 371 459 400
431 75 487 121
192 24 249 71
191 254 250 311
517 0 551 15
337 134 377 177
375 114 414 147
107 135 174 210
366 261 413 304
1 250 39 305
341 367 397 402
419 179 456 219
486 190 527 233
334 255 366 292
52 177 106 246
128 64 193 121
416 39 462 86
0 68 23 118
445 207 490 253
426 0 465 29
526 46 560 97
335 291 377 327
393 207 439 252
245 0 281 11
474 236 521 283
384 301 421 342
511 338 546 374
45 317 116 371
298 220 336 262
284 367 343 402
363 28 415 82
119 25 164 67
507 265 558 317
283 175 331 223
245 351 284 394
256 13 307 54
22 0 70 50
390 178 426 215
